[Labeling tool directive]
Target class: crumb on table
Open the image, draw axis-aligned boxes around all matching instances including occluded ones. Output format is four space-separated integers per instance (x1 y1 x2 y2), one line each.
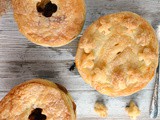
125 100 140 120
94 102 108 118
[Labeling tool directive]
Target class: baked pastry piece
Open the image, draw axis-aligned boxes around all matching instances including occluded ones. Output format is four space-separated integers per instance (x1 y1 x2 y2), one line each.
12 0 86 47
94 102 108 118
76 11 159 97
125 100 140 120
0 79 76 120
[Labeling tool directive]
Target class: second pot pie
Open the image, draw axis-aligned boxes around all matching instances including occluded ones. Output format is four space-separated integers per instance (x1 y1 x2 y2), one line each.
12 0 86 47
0 79 76 120
76 11 159 97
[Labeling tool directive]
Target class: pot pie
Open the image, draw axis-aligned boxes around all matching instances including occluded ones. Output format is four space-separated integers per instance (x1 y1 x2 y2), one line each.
76 11 159 97
12 0 86 47
0 79 76 120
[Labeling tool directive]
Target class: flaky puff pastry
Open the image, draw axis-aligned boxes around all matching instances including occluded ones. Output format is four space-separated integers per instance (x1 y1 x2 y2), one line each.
12 0 86 47
0 79 76 120
76 12 159 97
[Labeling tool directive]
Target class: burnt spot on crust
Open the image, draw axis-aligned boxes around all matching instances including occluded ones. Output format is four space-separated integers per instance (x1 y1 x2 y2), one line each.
43 2 57 17
69 62 75 71
72 102 76 113
55 83 68 94
29 108 47 120
37 0 57 17
37 6 43 13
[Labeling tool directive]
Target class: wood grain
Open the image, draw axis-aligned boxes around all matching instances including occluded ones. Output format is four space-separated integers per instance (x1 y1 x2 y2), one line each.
0 0 160 119
0 90 159 120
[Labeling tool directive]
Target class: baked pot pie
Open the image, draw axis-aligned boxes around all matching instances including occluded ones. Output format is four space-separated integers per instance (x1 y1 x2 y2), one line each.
76 11 159 97
0 79 76 120
12 0 86 47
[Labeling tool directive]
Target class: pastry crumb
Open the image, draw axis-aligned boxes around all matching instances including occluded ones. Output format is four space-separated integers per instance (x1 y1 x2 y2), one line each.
94 102 108 118
125 100 140 120
0 0 10 17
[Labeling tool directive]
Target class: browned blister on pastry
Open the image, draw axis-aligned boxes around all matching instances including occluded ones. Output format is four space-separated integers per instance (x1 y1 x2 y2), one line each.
76 12 159 97
12 0 86 47
0 79 76 120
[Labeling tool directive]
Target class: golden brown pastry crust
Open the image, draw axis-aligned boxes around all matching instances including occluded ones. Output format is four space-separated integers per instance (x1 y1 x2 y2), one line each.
0 79 76 120
76 12 159 97
12 0 86 47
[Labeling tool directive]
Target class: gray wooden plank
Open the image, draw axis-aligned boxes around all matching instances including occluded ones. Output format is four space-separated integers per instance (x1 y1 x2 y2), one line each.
1 0 160 61
0 60 92 91
0 30 78 61
1 0 160 30
0 90 159 119
0 0 160 119
0 60 157 91
72 90 160 119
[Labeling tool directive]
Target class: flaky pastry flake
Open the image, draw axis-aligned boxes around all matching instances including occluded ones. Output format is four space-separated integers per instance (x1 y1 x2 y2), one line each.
125 100 140 120
94 102 108 118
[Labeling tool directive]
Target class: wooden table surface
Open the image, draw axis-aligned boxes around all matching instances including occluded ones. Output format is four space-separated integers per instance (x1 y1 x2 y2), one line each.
0 0 160 120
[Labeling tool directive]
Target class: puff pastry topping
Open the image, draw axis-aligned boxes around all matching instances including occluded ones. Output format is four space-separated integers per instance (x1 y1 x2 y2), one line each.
76 12 159 97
